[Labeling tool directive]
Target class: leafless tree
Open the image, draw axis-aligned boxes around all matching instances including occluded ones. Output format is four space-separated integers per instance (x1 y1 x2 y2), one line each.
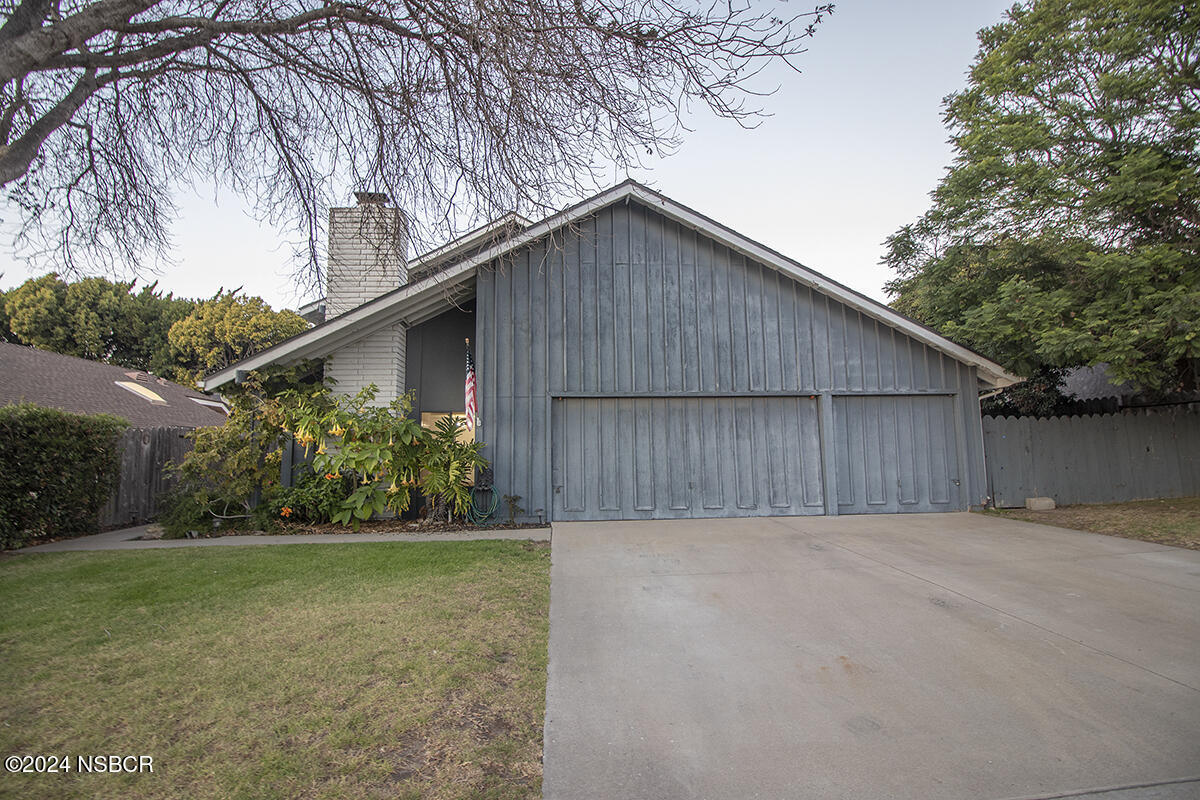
0 0 832 290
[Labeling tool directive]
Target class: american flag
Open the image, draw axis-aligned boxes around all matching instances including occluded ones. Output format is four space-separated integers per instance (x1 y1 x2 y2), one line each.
464 339 477 431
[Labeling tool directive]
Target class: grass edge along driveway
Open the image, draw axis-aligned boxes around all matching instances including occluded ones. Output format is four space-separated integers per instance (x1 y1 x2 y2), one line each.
984 496 1200 551
0 540 550 800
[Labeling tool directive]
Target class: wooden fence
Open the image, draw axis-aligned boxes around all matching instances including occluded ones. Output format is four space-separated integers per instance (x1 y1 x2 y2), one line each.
982 405 1200 508
279 433 315 488
99 426 195 528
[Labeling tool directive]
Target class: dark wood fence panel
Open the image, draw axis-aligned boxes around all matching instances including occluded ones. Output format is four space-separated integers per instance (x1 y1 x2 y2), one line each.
983 406 1200 507
100 427 195 528
280 434 315 488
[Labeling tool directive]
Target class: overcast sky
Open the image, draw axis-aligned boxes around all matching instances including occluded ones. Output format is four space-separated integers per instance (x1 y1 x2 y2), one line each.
1 0 1013 311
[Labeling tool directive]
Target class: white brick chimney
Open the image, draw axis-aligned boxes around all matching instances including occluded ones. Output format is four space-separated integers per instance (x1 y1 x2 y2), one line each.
324 192 409 405
327 192 408 316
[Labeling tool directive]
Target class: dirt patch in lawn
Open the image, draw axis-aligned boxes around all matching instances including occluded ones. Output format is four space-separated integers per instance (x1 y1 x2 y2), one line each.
986 496 1200 550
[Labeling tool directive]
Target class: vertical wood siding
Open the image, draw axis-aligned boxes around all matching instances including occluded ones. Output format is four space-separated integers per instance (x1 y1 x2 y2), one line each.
833 395 963 513
533 203 966 396
551 396 824 520
476 201 988 520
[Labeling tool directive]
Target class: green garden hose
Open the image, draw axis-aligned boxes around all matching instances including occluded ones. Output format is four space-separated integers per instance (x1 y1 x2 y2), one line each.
467 487 500 525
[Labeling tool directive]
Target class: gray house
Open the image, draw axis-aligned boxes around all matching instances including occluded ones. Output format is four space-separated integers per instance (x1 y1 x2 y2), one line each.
204 182 1017 521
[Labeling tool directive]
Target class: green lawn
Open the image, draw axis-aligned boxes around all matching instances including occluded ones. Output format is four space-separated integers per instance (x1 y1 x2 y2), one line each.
0 541 551 800
985 496 1200 550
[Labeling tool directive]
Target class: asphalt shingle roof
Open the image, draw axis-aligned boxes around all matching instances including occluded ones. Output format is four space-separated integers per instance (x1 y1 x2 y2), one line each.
0 342 228 428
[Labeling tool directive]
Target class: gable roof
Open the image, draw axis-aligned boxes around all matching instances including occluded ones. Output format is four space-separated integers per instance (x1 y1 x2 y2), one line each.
203 181 1019 390
406 211 532 284
295 212 532 325
0 342 229 428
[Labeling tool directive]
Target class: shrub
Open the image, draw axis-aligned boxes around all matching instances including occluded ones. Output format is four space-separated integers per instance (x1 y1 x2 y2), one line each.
159 387 285 538
157 482 216 539
265 468 356 524
0 404 127 548
281 385 427 528
421 415 487 522
280 384 488 527
158 378 493 535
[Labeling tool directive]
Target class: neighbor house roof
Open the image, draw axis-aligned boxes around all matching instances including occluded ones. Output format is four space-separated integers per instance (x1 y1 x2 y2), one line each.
0 342 229 428
203 181 1019 390
1061 364 1139 401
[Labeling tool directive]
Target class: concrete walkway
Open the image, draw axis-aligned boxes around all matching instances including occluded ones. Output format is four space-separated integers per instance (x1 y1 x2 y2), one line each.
543 513 1200 800
19 524 549 552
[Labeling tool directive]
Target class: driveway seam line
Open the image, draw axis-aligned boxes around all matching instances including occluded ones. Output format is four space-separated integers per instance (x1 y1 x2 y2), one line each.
992 774 1200 800
764 518 1200 694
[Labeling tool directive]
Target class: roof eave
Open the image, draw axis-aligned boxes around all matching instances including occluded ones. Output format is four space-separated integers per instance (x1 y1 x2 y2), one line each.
206 180 1019 392
201 272 477 390
203 185 637 391
978 368 1022 391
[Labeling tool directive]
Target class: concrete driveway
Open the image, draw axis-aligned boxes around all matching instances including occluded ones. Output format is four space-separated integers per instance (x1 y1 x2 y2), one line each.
542 513 1200 800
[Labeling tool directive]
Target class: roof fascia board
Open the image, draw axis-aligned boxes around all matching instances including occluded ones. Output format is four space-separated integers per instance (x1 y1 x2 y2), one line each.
202 269 477 389
203 319 391 389
206 180 1017 390
205 189 633 389
412 212 532 273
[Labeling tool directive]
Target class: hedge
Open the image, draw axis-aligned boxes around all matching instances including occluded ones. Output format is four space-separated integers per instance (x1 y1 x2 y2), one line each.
0 404 128 548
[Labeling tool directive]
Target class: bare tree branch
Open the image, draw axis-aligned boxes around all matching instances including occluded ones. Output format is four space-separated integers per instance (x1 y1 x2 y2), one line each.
0 0 159 83
0 0 833 288
0 67 98 183
0 0 55 49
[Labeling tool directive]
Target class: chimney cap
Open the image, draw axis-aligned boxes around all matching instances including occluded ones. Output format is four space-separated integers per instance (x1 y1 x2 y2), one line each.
354 191 390 206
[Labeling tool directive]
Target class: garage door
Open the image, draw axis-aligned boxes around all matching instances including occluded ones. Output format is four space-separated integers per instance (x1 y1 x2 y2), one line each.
552 396 824 520
833 395 963 513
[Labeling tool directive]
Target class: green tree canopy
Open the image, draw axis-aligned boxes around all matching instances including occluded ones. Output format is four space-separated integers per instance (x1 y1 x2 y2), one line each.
3 273 196 373
3 273 74 354
167 291 309 386
1 274 307 388
884 0 1199 396
127 283 199 379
